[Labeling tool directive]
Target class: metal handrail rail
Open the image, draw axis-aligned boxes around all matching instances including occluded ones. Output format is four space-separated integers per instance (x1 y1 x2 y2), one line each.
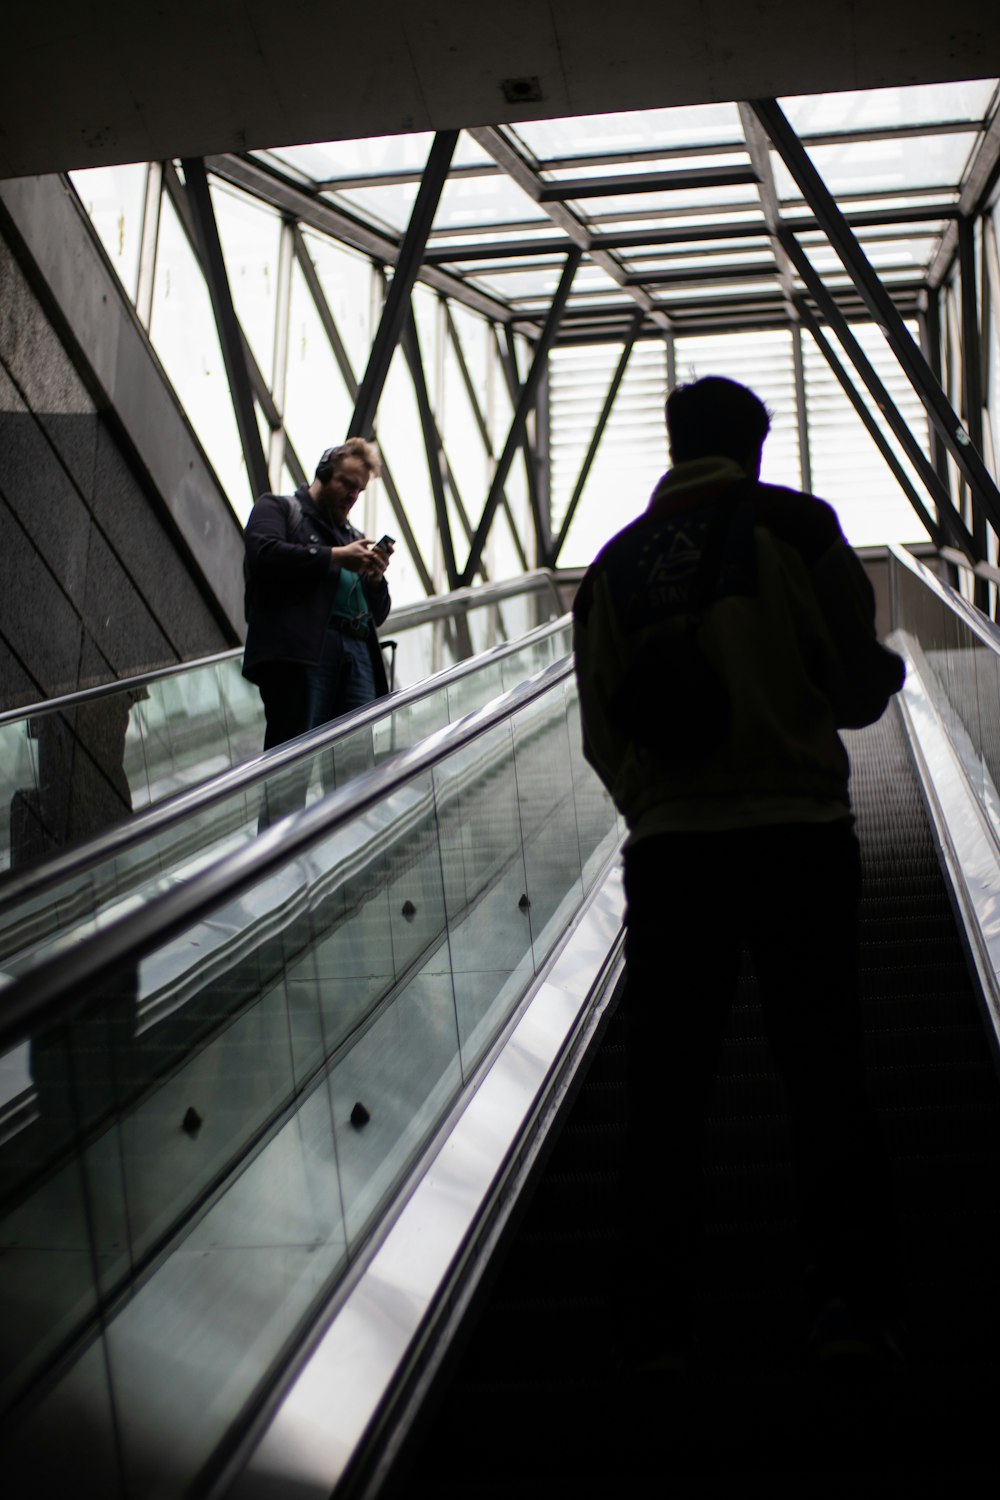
0 570 562 728
890 543 1000 655
0 614 572 912
0 656 576 1051
937 545 1000 588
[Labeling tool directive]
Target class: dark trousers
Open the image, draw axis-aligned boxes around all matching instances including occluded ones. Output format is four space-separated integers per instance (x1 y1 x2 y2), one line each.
621 819 894 1329
255 637 378 827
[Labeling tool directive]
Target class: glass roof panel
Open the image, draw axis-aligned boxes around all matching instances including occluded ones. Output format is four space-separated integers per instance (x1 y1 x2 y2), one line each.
542 151 752 181
266 131 491 181
781 79 996 134
432 173 550 230
568 182 759 217
772 133 978 200
510 103 744 160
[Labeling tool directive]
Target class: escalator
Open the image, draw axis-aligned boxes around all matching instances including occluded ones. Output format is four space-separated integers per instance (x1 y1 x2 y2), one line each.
393 701 1000 1495
3 546 1000 1496
0 572 564 876
0 649 623 1497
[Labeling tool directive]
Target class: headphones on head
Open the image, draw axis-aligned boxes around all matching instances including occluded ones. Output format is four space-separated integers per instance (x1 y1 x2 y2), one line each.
315 446 339 483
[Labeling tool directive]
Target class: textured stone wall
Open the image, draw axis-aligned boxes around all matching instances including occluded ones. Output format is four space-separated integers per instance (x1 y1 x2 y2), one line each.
0 231 238 713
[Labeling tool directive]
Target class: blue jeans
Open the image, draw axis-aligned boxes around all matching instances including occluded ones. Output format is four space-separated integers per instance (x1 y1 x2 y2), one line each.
304 631 377 731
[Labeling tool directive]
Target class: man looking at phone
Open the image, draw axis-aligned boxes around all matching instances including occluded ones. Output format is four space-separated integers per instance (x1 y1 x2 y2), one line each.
243 437 393 750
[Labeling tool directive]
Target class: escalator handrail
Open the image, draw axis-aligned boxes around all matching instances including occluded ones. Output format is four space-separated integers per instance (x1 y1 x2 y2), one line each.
0 570 563 729
0 614 572 913
890 543 1000 656
0 655 577 1052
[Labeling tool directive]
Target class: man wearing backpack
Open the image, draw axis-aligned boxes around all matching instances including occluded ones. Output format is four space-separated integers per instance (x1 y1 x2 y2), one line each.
573 376 904 1375
243 437 391 752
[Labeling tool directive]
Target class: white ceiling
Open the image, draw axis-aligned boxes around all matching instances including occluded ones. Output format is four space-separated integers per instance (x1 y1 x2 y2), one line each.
3 0 1000 178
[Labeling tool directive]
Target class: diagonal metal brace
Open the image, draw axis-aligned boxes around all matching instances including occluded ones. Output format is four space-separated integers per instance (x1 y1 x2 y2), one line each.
750 98 1000 544
460 248 582 586
349 132 458 439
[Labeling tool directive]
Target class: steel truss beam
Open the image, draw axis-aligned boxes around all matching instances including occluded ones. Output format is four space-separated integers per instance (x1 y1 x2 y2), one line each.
501 327 548 556
468 126 672 336
547 310 642 568
207 153 508 326
537 165 757 202
181 157 270 501
164 164 307 489
796 300 942 546
958 215 989 605
752 97 1000 550
444 308 529 574
928 101 1000 289
291 228 435 596
461 249 582 586
781 230 974 555
349 132 458 439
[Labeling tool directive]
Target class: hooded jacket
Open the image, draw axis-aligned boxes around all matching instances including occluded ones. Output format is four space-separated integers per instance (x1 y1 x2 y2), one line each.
573 458 904 841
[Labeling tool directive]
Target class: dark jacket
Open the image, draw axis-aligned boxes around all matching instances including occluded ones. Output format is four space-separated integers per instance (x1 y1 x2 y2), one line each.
573 458 905 841
242 486 391 695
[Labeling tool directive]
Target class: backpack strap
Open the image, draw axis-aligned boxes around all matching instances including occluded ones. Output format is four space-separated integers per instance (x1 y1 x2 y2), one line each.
284 493 303 539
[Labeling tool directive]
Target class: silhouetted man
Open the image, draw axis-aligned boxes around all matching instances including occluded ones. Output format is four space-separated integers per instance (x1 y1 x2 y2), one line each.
573 376 905 1373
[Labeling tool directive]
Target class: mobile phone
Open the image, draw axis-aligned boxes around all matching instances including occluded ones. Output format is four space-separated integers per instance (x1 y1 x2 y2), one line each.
371 534 396 556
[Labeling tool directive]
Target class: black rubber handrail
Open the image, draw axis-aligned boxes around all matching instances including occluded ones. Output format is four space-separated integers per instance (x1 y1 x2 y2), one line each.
0 614 571 913
0 657 576 1052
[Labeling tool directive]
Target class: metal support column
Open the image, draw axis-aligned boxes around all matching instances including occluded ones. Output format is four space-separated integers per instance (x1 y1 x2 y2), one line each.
349 132 459 439
796 301 943 546
268 218 294 487
402 308 459 589
548 311 641 567
792 323 813 495
751 98 1000 544
180 157 270 501
778 227 975 555
460 248 582 587
920 292 953 495
959 216 990 608
135 162 162 329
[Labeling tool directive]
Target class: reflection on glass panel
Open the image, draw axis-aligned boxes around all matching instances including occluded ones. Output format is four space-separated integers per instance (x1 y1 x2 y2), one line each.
781 80 997 135
772 134 979 202
511 103 745 159
441 304 491 527
149 193 249 515
298 231 373 397
210 182 281 379
376 344 437 603
511 681 584 969
434 720 533 1071
0 720 40 874
284 260 354 467
70 164 148 302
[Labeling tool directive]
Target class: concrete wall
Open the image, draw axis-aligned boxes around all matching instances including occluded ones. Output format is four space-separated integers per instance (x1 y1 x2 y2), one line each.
0 184 245 713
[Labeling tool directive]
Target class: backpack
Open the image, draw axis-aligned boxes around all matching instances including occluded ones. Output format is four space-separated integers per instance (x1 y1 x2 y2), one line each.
243 494 304 621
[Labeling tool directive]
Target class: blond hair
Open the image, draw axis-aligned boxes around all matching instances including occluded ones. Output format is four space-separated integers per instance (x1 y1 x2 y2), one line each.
316 437 382 481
